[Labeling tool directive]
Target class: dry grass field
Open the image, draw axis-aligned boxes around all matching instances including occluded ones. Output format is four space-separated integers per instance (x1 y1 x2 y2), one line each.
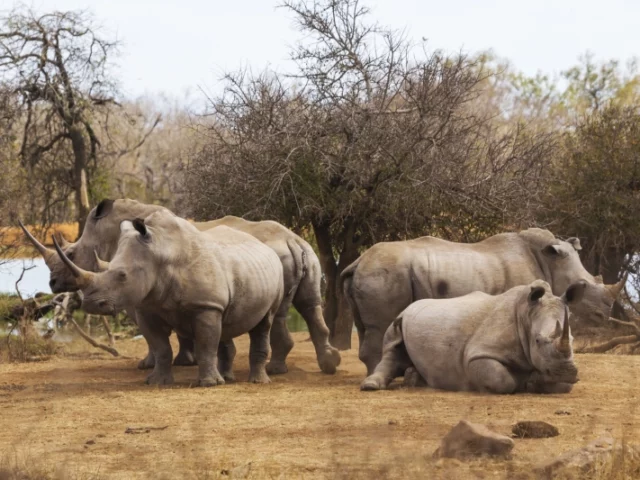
1 332 640 479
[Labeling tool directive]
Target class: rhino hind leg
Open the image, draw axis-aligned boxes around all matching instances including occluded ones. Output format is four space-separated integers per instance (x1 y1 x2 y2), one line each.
361 323 411 391
248 312 274 384
266 307 294 375
193 310 225 387
137 313 175 386
358 327 385 377
173 334 197 366
297 304 341 375
217 340 237 382
402 367 427 388
467 358 519 394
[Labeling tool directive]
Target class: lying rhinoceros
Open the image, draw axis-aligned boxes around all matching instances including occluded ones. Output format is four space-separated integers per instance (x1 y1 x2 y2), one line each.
53 210 284 386
341 228 625 375
361 280 583 394
20 198 340 374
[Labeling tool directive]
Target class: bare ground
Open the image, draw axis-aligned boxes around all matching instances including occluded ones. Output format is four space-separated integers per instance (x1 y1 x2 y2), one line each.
1 332 640 479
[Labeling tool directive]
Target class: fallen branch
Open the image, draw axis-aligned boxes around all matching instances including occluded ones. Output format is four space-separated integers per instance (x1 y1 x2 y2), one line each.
101 316 115 347
67 315 120 357
608 318 640 336
578 335 639 354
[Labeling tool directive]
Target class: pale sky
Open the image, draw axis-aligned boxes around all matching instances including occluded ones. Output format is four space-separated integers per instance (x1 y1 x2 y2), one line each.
2 0 639 102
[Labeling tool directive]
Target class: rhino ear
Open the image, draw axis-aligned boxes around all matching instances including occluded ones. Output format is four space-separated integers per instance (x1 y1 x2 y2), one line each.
132 218 148 237
566 237 582 251
563 280 587 305
542 244 566 258
94 199 114 219
528 286 546 304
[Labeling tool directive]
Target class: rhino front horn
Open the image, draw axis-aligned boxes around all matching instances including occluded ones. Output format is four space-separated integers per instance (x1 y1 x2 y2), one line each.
17 219 55 264
607 271 628 298
53 236 96 289
557 307 572 357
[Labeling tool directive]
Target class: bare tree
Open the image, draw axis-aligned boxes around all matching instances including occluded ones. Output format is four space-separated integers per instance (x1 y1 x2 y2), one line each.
0 7 158 234
185 0 555 347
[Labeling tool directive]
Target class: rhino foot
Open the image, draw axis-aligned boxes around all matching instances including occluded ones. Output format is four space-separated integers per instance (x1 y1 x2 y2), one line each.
173 350 197 366
318 347 341 374
221 371 236 383
145 371 174 385
360 374 386 391
198 373 225 388
266 361 288 375
248 370 271 384
402 367 427 388
137 355 156 370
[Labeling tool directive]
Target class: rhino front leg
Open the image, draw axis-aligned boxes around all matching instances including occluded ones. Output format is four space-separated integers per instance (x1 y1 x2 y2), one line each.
266 300 294 375
467 358 519 394
137 341 156 370
217 340 237 382
361 323 411 391
137 312 174 385
248 312 274 384
193 310 225 387
524 371 574 394
173 334 197 366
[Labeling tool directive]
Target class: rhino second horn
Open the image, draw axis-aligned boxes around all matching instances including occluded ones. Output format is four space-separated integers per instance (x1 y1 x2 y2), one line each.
94 250 110 272
53 236 96 289
17 219 55 263
56 232 71 249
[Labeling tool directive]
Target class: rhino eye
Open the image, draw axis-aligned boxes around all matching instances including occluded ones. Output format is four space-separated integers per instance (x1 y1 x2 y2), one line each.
118 271 127 281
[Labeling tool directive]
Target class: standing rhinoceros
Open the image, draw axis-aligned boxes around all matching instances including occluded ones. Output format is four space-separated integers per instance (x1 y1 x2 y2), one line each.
341 228 626 375
53 210 285 386
19 198 340 374
361 280 583 394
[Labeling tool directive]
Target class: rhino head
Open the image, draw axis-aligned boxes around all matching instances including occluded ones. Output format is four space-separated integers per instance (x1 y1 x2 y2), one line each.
53 217 160 316
523 280 584 385
19 199 164 294
537 236 625 323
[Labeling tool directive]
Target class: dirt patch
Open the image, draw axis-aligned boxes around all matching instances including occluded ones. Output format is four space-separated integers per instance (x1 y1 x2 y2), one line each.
1 332 639 479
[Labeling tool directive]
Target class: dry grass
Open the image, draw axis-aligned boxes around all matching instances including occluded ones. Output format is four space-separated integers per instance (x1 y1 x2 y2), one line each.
0 332 639 479
0 321 61 363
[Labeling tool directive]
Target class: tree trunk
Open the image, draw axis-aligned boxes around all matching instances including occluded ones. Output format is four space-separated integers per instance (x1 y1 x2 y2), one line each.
69 127 90 239
312 220 360 351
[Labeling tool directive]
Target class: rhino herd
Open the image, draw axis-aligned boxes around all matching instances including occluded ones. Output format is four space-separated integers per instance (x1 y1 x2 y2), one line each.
19 199 626 394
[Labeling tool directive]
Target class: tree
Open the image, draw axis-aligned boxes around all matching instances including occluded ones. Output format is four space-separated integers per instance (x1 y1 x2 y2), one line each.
185 0 554 348
0 7 157 234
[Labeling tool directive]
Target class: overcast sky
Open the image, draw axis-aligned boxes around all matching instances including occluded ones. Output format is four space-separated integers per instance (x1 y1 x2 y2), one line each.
3 0 639 102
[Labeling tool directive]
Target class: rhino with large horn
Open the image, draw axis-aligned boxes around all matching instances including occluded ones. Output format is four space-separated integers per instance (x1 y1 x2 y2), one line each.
55 211 285 387
21 198 340 375
341 228 622 375
361 280 583 394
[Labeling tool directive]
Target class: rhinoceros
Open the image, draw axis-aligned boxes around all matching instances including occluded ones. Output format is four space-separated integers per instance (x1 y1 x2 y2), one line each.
341 228 626 375
53 210 285 386
361 280 583 394
19 198 340 374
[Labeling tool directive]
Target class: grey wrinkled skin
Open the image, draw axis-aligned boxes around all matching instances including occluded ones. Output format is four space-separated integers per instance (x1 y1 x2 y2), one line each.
21 198 340 374
341 228 625 375
55 210 285 387
196 217 340 375
361 280 581 394
19 199 195 369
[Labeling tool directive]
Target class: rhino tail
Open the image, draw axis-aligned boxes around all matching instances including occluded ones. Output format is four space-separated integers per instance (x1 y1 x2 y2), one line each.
285 238 306 298
340 257 363 329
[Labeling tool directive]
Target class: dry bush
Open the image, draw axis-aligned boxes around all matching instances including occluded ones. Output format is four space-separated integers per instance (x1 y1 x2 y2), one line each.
0 319 60 363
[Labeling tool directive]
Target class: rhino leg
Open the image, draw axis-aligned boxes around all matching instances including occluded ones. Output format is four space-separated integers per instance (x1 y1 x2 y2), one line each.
361 323 411 391
173 334 197 366
193 310 225 387
524 372 574 394
137 342 156 370
266 300 294 375
248 312 274 384
467 359 519 394
297 304 341 375
137 312 174 386
217 340 237 382
402 366 427 388
358 326 385 376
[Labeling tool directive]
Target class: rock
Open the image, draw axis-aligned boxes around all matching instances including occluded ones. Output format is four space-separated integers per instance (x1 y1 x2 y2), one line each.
554 409 571 416
512 421 559 438
388 419 398 425
535 436 639 479
85 440 95 445
434 420 514 459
